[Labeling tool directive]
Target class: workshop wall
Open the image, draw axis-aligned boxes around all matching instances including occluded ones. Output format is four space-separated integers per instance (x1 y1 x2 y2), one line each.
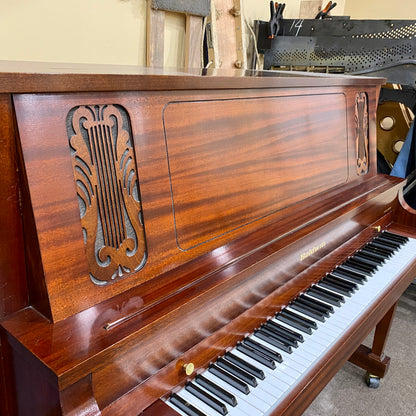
0 0 413 67
0 0 342 67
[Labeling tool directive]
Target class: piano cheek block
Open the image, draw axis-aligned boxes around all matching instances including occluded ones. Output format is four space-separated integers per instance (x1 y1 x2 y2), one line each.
1 63 415 416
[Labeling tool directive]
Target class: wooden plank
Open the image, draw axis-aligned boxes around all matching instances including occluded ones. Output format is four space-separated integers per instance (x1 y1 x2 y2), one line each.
185 14 203 68
232 0 246 69
208 0 246 69
146 0 165 67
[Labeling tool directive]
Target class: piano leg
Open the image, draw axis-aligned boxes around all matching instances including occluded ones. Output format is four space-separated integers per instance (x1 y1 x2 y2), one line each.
348 301 398 387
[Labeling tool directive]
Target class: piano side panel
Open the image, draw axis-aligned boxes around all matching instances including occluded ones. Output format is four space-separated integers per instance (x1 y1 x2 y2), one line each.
0 329 61 416
0 94 28 318
13 85 375 322
0 94 28 416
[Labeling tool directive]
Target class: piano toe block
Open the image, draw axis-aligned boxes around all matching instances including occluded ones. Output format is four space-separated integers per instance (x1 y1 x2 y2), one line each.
348 344 391 378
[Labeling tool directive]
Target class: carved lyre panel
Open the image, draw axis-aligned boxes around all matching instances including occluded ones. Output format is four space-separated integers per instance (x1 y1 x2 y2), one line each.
355 92 369 175
67 105 147 285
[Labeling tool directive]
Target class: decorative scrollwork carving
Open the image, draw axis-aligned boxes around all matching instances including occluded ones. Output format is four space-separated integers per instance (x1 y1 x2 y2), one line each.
67 105 147 285
355 92 369 175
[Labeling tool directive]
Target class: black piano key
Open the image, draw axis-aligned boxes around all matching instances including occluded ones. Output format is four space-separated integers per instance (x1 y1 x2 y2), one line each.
261 324 298 348
325 274 358 291
317 279 352 297
307 286 344 306
360 247 389 262
365 243 393 258
331 268 366 284
337 265 368 280
298 294 334 314
208 364 250 394
275 310 314 334
274 313 313 335
375 236 402 249
349 254 379 270
265 319 304 342
356 249 385 264
195 375 238 407
382 231 408 244
236 342 276 369
170 393 207 416
225 352 265 380
344 258 375 274
254 329 293 354
341 260 373 277
353 253 382 267
340 263 373 278
359 247 387 260
368 239 396 251
369 241 396 254
281 309 318 329
217 357 257 387
289 300 326 322
185 382 228 416
242 337 283 363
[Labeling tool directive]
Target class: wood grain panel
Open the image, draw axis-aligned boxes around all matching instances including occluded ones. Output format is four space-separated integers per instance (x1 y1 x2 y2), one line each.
163 94 348 249
12 86 357 321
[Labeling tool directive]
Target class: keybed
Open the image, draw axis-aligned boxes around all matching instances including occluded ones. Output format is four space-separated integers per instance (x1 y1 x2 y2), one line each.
166 232 416 416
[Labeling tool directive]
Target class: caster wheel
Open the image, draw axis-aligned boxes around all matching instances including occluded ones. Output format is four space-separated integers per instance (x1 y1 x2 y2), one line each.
365 372 380 388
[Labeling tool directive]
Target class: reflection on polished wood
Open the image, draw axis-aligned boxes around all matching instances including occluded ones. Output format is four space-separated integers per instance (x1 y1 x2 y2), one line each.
0 62 415 416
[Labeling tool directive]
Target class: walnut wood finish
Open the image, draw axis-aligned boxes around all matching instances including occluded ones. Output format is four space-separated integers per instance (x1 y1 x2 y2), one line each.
12 83 377 321
0 63 415 416
0 61 384 94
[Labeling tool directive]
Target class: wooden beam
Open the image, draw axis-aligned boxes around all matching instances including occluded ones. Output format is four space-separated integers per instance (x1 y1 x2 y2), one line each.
146 0 165 67
185 15 203 69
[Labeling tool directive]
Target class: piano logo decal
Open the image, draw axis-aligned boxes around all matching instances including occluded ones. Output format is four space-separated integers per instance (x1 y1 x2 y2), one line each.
300 241 326 261
67 104 147 285
355 92 369 175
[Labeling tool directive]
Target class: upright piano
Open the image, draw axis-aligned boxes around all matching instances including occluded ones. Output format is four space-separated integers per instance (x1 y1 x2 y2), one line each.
0 61 416 416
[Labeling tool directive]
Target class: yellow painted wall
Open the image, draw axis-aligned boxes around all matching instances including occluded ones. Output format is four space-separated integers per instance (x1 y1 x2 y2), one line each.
344 0 416 19
0 0 147 65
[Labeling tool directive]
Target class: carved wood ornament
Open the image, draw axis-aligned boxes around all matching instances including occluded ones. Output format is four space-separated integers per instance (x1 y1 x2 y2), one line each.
67 104 147 285
355 92 369 175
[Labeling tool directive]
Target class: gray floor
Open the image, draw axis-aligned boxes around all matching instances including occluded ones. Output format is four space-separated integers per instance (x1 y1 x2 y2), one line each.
303 283 416 416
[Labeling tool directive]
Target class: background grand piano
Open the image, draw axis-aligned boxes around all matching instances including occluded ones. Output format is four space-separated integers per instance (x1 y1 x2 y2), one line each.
0 62 416 416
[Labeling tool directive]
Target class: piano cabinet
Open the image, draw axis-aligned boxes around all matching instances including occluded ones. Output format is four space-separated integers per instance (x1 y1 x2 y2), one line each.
0 62 416 416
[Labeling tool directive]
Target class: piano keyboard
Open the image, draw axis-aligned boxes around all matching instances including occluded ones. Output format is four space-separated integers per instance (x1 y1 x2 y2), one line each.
166 232 416 416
